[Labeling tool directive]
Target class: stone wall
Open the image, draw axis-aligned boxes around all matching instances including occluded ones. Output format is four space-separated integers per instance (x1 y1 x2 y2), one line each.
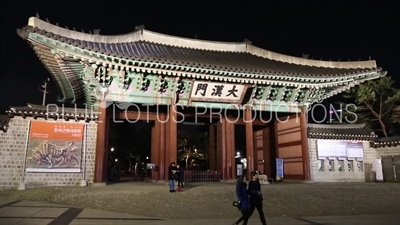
0 116 97 190
308 138 400 182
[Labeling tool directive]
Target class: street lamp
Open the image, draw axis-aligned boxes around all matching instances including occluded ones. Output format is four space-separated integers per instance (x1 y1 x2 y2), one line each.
235 151 241 158
39 78 50 106
111 147 114 152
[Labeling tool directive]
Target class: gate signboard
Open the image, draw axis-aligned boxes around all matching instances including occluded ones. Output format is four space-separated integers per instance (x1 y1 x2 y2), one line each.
190 81 248 104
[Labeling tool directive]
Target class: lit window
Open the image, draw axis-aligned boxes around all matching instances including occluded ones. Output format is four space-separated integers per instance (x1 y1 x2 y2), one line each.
347 161 354 172
329 160 335 171
318 160 325 171
338 160 344 172
357 161 363 172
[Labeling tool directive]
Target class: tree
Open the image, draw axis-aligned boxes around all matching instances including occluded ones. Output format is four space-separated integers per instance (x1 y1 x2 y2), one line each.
109 122 151 163
339 76 400 137
391 105 400 124
177 129 208 170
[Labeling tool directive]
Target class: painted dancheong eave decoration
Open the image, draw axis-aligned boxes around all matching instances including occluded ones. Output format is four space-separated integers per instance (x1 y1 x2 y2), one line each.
17 16 387 112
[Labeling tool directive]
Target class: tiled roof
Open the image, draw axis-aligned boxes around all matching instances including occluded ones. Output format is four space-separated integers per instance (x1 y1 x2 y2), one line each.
16 17 385 79
307 123 377 141
0 115 10 132
372 136 400 148
16 17 387 105
7 103 98 121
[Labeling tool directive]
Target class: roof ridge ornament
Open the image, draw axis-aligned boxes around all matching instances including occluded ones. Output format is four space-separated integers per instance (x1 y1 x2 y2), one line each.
93 29 100 35
244 38 252 45
36 12 40 19
135 25 145 35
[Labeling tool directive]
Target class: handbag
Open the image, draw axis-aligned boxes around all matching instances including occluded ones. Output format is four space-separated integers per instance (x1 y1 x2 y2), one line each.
232 200 241 209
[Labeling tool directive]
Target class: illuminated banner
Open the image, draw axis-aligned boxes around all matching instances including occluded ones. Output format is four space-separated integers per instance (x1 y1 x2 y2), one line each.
317 140 347 158
346 141 364 158
26 121 84 173
190 81 248 103
317 140 364 158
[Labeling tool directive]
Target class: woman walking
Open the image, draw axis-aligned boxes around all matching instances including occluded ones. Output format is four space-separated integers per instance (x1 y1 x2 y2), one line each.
248 171 267 225
168 162 177 193
232 175 250 225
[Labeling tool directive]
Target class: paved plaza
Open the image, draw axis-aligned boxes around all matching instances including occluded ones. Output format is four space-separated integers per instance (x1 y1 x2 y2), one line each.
0 182 399 224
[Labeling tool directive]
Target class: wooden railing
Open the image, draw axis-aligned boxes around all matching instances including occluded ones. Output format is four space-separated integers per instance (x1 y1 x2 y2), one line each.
183 170 222 182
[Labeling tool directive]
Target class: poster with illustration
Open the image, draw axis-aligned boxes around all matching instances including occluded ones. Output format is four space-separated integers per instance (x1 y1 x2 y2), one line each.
26 121 84 173
276 158 284 181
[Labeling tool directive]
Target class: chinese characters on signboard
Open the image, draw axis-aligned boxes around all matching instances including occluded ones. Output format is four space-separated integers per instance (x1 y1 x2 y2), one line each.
190 81 247 103
26 121 84 173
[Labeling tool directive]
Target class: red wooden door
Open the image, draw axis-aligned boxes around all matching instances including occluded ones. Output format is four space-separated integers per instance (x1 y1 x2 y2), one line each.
274 114 308 180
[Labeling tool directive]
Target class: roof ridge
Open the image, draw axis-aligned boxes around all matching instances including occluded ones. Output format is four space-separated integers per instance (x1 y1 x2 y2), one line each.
27 17 247 53
307 123 367 129
25 16 378 69
374 136 400 141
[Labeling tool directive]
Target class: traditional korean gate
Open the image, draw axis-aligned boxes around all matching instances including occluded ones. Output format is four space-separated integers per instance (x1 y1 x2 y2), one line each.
253 126 275 179
274 114 310 180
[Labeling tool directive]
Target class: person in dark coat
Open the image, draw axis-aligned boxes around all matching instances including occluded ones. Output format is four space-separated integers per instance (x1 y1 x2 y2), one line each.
168 162 177 192
247 170 267 225
232 175 250 225
176 164 185 191
140 162 146 181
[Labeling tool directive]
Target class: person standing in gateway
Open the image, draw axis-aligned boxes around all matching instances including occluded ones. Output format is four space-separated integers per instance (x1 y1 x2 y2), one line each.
168 162 177 192
247 170 267 225
176 164 185 191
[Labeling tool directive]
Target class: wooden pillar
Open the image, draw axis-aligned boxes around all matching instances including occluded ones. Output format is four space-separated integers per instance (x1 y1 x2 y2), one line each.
208 124 216 170
252 130 258 172
164 105 177 178
103 115 110 181
225 116 236 180
216 117 236 180
300 112 311 180
216 119 227 179
151 121 160 180
245 107 254 180
159 113 166 180
165 111 170 177
94 102 108 183
225 118 232 180
168 104 177 164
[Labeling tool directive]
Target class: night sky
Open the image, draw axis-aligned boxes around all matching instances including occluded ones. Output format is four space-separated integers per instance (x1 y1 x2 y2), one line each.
1 0 399 113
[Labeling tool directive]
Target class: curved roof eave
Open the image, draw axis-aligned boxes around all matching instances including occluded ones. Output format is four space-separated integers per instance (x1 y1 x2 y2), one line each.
27 16 377 70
